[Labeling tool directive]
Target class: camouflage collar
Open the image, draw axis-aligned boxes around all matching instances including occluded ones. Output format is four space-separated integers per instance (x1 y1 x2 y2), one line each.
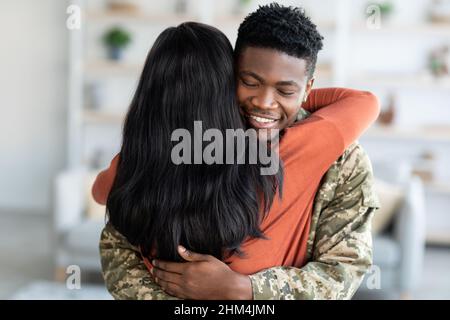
297 107 311 122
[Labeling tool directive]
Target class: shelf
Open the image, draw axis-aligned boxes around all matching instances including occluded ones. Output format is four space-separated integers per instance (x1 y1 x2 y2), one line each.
363 125 450 142
83 109 125 124
315 21 337 32
315 63 334 79
426 230 450 246
86 10 196 24
84 60 142 77
214 14 247 25
425 182 450 195
86 10 338 33
351 22 450 36
349 74 450 90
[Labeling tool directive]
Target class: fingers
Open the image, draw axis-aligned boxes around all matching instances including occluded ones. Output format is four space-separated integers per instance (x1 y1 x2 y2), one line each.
178 246 210 262
152 259 185 274
152 267 183 285
155 277 187 299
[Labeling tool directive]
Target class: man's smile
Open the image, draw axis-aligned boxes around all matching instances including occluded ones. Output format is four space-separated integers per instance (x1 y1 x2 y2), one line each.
245 112 280 129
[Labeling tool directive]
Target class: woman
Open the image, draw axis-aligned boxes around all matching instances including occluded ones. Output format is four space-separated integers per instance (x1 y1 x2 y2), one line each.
102 22 282 263
94 22 379 277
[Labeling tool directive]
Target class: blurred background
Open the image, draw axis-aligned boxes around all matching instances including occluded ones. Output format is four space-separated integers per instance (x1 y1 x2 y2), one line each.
1 0 449 300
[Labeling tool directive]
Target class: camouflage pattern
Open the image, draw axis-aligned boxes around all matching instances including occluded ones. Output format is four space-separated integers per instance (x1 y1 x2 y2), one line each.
100 223 180 300
99 107 380 300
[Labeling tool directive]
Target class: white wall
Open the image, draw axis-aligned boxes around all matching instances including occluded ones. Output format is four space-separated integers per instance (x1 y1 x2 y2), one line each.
0 0 67 213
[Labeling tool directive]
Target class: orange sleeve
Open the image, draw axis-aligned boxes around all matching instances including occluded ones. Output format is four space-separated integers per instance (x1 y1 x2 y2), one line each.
280 88 379 181
312 89 380 148
91 153 120 205
302 87 369 113
293 87 380 150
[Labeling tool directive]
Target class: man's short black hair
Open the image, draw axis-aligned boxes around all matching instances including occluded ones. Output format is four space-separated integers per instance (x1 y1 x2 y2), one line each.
235 2 324 79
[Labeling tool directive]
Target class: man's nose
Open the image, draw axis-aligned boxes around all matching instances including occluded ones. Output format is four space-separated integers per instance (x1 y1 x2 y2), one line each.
251 88 277 110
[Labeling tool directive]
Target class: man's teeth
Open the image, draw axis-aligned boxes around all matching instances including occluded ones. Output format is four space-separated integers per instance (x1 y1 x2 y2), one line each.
250 115 276 123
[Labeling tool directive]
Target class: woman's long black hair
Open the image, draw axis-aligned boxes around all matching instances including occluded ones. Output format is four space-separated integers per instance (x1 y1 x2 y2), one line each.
106 22 283 262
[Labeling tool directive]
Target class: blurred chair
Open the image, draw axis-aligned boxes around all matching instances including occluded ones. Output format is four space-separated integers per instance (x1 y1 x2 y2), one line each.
53 169 105 280
357 161 426 299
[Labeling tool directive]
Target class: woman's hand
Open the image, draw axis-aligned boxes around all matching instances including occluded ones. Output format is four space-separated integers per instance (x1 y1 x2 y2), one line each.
150 246 252 300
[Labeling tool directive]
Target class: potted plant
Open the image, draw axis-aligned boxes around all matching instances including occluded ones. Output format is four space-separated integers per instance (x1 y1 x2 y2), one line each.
366 1 394 21
233 0 253 15
377 2 394 18
103 26 131 61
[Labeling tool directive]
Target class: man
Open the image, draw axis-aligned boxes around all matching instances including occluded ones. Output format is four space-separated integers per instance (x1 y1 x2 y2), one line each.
99 3 380 300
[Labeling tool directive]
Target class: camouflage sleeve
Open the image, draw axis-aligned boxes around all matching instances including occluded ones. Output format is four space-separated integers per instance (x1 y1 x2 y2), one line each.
99 142 379 300
248 143 380 300
99 222 180 300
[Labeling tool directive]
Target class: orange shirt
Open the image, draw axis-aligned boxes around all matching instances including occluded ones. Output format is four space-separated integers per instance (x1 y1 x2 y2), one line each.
93 88 379 275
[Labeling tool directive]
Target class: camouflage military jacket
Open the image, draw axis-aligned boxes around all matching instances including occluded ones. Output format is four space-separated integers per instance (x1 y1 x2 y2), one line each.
99 108 380 300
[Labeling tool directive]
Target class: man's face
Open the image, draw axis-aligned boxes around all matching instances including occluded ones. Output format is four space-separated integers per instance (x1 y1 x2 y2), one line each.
237 46 314 135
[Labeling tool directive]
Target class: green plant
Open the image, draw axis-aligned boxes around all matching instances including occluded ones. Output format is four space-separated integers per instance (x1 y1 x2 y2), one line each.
366 1 394 17
379 2 394 15
103 26 131 49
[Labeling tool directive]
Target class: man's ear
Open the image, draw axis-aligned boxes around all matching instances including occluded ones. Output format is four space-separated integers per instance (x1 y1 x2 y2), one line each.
303 77 315 102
